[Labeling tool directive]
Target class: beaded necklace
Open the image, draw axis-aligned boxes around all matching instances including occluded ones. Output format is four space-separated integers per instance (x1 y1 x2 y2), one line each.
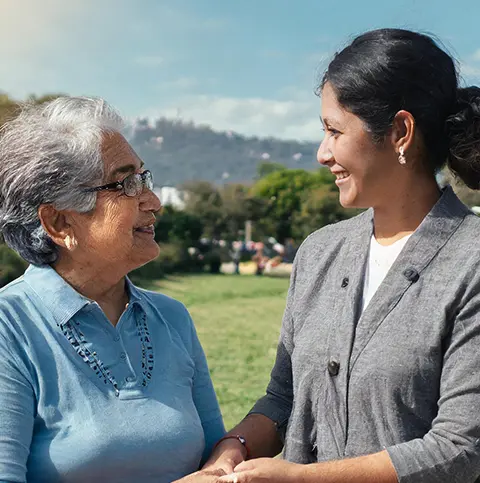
59 307 154 397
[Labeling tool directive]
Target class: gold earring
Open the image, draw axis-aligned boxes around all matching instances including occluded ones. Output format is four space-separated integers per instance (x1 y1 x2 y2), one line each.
398 146 406 165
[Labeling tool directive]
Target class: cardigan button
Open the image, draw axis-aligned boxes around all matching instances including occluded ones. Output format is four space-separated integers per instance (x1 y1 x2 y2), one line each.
328 359 340 376
403 268 419 283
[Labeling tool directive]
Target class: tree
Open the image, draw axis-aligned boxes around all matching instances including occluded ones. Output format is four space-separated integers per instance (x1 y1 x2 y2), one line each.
154 206 204 246
292 186 357 239
256 161 285 179
181 181 226 239
251 168 326 241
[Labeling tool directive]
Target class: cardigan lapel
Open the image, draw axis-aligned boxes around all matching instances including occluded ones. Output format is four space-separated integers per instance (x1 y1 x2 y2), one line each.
348 186 470 372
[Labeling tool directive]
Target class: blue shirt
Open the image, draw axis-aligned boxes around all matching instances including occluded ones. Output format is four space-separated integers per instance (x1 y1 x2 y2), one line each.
0 264 225 483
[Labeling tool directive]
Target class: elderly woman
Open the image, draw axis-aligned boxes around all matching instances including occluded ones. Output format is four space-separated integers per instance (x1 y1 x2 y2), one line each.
0 97 225 482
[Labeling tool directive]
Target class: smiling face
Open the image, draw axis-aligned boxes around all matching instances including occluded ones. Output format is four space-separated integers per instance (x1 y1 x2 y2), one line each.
317 82 398 209
65 132 161 275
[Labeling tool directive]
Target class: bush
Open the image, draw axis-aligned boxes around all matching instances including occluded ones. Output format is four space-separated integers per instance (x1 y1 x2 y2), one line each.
0 245 28 288
129 242 206 282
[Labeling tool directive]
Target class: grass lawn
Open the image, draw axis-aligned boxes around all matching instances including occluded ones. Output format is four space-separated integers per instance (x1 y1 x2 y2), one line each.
142 274 290 430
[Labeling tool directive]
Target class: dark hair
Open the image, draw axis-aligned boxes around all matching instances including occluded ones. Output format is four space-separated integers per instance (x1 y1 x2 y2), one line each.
319 28 480 189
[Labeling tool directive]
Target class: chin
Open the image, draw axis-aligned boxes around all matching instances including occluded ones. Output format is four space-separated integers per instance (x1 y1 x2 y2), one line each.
133 244 160 269
339 194 357 209
339 187 368 209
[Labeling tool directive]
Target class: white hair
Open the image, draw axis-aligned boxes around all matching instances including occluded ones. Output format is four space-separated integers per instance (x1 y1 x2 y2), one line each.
0 96 124 265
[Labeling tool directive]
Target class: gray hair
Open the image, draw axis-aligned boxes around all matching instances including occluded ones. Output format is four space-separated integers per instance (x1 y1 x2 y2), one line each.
0 96 124 265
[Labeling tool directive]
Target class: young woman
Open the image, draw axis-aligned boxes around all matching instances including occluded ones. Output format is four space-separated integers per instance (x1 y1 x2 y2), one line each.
199 28 480 483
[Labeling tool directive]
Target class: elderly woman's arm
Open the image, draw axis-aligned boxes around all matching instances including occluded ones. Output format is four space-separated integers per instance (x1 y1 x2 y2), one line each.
0 330 35 482
188 311 226 465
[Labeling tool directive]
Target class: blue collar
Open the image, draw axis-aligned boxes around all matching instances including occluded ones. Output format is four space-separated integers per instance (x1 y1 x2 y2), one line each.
24 264 144 327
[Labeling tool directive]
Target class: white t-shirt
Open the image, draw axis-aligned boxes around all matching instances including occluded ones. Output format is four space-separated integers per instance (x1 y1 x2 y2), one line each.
361 234 412 312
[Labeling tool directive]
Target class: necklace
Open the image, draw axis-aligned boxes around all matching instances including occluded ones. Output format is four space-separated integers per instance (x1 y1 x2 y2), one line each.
59 307 154 397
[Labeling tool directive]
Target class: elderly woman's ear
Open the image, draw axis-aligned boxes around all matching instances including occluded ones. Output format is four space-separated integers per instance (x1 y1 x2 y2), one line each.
38 204 77 251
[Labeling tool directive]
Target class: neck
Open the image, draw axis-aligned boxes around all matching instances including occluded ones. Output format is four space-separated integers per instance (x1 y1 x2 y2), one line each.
373 176 441 245
53 257 129 326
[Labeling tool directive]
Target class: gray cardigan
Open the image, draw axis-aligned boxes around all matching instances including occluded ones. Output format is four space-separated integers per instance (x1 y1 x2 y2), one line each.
251 186 480 482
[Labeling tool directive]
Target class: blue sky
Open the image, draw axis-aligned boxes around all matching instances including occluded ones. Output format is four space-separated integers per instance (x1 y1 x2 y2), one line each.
2 0 480 141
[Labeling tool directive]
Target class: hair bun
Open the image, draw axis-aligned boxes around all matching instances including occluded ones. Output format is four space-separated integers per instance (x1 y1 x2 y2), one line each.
446 86 480 189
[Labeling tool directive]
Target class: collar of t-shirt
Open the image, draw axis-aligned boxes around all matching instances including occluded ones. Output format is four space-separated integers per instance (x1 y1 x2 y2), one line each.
361 234 413 312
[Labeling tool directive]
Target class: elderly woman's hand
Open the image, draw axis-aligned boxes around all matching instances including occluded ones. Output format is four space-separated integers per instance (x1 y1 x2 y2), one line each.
172 467 227 483
202 437 247 475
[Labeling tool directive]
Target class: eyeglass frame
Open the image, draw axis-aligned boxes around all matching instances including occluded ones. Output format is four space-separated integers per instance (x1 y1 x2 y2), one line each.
83 170 154 197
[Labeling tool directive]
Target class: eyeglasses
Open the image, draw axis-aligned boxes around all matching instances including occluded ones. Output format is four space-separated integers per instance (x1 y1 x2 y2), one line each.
84 170 154 197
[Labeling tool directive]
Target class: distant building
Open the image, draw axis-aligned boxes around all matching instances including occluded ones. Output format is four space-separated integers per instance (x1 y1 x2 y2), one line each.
153 186 186 210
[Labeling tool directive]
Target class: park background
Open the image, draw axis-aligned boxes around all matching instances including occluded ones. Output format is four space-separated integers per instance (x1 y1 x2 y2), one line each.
1 0 480 427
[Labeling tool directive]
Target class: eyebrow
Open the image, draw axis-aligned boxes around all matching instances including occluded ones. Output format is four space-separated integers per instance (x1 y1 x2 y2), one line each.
322 116 342 127
108 161 145 181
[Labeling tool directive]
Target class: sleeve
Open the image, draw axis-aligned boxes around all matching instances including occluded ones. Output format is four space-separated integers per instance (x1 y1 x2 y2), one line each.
0 330 35 482
248 259 297 438
188 316 226 463
387 291 480 483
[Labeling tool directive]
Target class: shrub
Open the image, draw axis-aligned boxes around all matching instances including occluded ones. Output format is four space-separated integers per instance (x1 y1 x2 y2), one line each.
0 245 28 288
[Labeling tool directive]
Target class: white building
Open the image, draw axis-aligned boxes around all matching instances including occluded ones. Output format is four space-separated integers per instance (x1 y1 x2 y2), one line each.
153 186 186 210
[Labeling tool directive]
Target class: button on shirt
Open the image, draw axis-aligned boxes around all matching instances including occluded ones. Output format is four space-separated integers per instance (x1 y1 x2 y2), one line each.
0 265 225 483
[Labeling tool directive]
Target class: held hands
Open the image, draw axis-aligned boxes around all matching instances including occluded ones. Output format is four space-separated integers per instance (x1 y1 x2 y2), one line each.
218 458 304 483
202 438 248 475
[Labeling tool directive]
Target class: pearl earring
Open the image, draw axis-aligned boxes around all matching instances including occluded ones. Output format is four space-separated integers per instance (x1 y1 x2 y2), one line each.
64 235 77 250
398 146 406 165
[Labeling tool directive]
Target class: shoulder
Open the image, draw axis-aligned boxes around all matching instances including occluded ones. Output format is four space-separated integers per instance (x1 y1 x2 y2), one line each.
135 287 195 338
0 277 36 372
137 287 189 317
295 210 372 261
0 275 31 336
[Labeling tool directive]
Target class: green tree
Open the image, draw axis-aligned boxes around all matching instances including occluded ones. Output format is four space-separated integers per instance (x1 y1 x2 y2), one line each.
155 205 204 245
292 186 357 239
256 161 285 179
251 168 322 241
181 181 227 238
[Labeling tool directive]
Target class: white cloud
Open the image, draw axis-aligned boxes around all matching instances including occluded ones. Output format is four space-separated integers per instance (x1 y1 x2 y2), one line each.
142 94 322 141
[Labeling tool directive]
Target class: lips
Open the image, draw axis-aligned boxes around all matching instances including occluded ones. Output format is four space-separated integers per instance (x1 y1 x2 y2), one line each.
134 224 155 234
331 170 350 179
331 170 351 185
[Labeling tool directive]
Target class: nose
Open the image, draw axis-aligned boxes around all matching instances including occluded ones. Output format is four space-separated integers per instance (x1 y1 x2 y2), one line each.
140 186 162 214
317 138 334 166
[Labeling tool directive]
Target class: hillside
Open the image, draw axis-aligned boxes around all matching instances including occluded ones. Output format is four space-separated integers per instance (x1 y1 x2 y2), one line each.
128 117 319 186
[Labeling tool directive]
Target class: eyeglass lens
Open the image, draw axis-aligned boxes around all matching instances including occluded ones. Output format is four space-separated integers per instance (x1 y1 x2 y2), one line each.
124 171 153 196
